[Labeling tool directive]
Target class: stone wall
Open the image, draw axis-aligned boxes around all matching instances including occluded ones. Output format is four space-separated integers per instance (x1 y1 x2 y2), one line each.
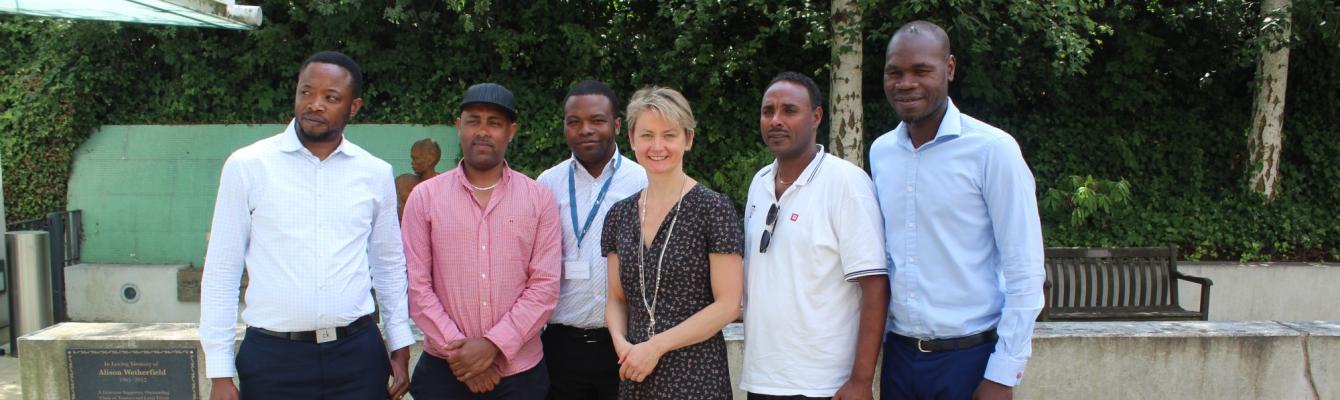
19 321 1339 399
61 262 1340 324
1177 263 1340 321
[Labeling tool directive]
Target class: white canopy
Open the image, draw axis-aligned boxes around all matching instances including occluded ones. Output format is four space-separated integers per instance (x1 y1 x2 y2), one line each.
1 0 261 30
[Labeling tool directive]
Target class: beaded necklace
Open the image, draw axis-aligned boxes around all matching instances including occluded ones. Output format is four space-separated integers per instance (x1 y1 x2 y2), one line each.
636 176 690 338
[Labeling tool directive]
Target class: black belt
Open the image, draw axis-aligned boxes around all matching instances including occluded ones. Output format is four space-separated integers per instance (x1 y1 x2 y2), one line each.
249 315 376 343
546 324 610 343
890 329 997 352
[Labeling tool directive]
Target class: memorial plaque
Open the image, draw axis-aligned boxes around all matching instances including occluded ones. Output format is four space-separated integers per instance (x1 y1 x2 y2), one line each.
67 349 198 400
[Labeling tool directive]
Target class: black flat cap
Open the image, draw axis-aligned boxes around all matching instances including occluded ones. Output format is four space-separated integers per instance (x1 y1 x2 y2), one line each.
460 83 517 121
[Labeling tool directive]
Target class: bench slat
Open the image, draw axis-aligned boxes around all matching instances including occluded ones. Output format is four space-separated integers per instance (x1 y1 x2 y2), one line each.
1041 246 1209 321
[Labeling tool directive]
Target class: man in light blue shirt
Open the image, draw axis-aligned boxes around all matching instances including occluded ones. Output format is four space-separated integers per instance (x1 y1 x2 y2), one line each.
871 21 1045 400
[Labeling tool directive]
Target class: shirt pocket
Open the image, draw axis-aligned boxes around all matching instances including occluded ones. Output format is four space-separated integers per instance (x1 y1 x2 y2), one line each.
502 215 537 262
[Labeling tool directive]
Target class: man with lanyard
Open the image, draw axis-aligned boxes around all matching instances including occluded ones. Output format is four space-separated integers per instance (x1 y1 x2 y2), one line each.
537 80 647 400
200 51 412 400
740 72 889 400
871 21 1045 400
403 82 562 398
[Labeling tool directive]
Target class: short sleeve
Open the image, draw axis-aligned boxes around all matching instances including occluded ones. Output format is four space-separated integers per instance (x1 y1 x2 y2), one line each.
832 166 889 281
705 190 743 255
602 199 625 257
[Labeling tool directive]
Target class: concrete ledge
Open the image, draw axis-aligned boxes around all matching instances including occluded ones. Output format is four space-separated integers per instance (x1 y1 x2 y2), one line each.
18 321 1340 399
62 262 1340 324
1020 321 1336 399
1277 321 1340 398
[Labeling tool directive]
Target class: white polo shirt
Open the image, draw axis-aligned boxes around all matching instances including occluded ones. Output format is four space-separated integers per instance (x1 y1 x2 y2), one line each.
740 145 888 396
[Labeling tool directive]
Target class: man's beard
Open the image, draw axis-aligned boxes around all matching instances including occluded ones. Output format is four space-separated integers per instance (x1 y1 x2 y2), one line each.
296 117 342 142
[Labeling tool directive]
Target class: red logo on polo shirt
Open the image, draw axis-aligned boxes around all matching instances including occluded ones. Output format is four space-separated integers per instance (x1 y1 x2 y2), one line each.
790 213 799 221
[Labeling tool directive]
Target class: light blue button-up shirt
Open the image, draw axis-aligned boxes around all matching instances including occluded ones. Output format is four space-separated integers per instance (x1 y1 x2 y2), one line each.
870 99 1045 386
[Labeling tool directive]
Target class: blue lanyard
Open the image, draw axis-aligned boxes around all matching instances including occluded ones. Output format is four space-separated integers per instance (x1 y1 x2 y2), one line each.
569 155 621 244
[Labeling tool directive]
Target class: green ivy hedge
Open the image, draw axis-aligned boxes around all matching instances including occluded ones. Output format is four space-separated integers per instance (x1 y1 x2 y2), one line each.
2 1 1337 261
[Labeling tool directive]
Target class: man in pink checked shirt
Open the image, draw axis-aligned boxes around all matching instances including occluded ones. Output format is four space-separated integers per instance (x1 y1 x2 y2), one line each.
402 82 563 399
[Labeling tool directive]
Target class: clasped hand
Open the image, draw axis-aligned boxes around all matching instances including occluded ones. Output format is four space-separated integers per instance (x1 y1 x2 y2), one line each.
614 338 665 383
445 338 501 393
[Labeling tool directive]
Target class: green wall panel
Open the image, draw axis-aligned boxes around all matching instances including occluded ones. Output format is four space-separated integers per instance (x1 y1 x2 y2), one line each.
67 124 459 267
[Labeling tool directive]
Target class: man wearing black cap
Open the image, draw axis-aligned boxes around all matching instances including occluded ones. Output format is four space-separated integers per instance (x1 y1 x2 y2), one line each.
403 83 563 398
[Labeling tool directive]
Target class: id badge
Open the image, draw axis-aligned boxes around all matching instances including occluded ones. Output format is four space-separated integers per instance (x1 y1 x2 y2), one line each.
564 259 591 280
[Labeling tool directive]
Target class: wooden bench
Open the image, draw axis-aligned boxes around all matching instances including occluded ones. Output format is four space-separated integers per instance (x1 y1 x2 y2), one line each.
1040 246 1212 321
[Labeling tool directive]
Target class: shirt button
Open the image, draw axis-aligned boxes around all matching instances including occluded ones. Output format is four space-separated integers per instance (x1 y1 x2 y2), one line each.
906 222 914 228
906 185 914 192
482 301 489 306
481 245 487 251
913 153 919 158
910 293 917 299
907 257 915 263
481 273 488 279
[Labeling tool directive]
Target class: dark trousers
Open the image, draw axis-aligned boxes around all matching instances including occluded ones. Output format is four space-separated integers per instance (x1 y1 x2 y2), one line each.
747 393 830 399
541 325 619 400
409 352 549 399
236 324 390 400
880 332 994 400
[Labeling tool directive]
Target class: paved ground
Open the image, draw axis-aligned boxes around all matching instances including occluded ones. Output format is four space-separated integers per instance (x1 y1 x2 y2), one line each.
0 324 17 398
0 327 21 399
0 355 17 399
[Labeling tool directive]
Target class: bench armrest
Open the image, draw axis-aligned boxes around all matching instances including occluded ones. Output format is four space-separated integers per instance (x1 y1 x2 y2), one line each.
1175 273 1213 286
1174 272 1213 320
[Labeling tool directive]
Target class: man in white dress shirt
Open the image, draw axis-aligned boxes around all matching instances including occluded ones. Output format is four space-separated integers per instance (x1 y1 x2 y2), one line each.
199 51 413 400
536 80 647 400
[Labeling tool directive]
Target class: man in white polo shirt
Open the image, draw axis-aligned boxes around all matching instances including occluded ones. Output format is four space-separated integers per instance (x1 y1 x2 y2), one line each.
741 71 890 400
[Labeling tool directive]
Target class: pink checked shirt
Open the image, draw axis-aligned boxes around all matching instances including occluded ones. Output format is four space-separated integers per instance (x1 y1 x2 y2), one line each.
402 165 562 376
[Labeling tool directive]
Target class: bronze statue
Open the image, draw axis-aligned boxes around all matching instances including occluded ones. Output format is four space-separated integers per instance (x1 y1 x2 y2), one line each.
396 138 442 218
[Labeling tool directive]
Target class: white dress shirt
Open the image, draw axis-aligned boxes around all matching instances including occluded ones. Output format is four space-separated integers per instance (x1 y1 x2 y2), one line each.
740 146 887 396
199 120 413 378
870 99 1046 386
536 149 646 328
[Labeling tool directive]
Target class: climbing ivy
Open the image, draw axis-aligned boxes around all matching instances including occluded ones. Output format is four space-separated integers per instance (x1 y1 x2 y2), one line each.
2 0 1337 260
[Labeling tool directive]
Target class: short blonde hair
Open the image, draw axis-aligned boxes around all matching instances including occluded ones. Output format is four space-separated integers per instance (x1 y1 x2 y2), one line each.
625 86 696 134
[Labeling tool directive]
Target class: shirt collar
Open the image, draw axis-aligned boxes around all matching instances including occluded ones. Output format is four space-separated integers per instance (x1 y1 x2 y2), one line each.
763 144 828 187
569 143 622 182
278 118 361 159
453 160 513 191
895 97 963 151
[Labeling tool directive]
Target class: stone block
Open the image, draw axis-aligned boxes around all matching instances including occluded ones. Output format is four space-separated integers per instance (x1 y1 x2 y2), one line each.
1277 320 1340 399
19 323 210 400
1019 321 1314 399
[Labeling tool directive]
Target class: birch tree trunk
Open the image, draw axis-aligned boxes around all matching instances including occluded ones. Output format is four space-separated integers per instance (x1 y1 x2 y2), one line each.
1248 0 1291 201
829 0 864 167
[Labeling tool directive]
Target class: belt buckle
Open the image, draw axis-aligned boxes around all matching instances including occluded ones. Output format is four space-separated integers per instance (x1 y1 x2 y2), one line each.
917 339 931 353
316 327 337 343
